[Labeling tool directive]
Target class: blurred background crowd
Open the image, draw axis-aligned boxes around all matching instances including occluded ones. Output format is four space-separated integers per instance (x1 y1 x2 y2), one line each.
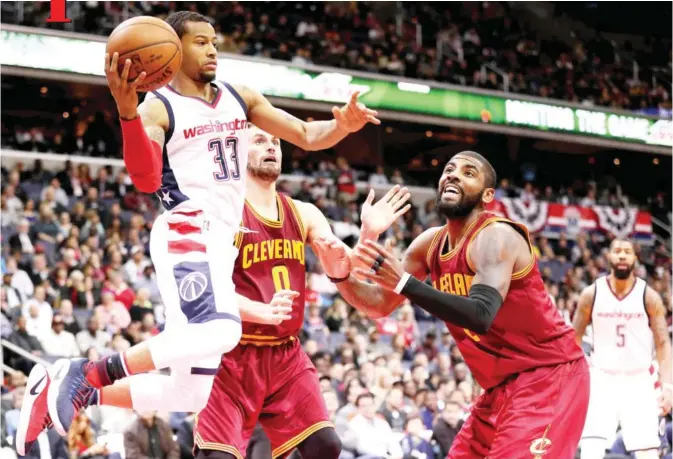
4 1 672 113
1 2 672 459
2 157 671 459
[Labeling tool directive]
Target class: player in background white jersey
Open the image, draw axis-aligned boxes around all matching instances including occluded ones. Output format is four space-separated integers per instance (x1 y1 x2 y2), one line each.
16 11 380 455
573 238 672 459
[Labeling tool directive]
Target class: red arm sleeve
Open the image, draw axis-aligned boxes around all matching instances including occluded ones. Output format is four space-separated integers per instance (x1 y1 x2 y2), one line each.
121 117 163 193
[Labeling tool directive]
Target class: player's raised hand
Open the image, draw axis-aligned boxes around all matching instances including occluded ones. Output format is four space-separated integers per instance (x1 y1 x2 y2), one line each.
104 52 147 119
360 185 412 237
312 237 351 280
332 91 381 133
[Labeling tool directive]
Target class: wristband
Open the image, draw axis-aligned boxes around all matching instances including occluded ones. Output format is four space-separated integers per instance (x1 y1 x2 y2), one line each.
120 114 139 122
394 272 411 294
327 274 350 284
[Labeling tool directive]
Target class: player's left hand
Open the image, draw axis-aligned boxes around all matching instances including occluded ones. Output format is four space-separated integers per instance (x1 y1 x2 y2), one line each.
659 385 672 416
313 237 351 279
352 239 405 292
332 91 381 132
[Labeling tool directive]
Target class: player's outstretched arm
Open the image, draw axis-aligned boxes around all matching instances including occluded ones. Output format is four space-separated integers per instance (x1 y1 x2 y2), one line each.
313 228 437 319
105 52 166 193
296 197 412 318
572 284 596 347
645 286 672 414
236 85 380 151
353 223 523 333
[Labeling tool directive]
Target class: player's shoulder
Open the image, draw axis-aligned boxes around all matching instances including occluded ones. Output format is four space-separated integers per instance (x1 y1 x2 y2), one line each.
286 196 321 219
411 226 444 250
406 226 445 264
467 220 529 266
643 283 664 311
226 82 258 108
579 281 598 305
474 219 526 246
137 96 169 127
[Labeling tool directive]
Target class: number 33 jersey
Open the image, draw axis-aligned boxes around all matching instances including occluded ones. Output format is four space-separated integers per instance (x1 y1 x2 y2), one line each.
233 193 308 344
146 81 249 231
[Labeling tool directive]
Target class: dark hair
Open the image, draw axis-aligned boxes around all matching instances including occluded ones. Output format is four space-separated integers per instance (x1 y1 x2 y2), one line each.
450 151 497 189
165 11 211 38
609 237 634 251
355 392 374 406
345 378 364 399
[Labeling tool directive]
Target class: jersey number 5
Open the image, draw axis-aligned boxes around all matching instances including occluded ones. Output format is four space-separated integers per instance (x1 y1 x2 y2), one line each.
272 266 291 292
210 137 241 182
616 324 625 347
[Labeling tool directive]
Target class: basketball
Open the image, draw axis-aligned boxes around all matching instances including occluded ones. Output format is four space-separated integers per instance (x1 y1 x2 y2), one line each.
106 16 182 93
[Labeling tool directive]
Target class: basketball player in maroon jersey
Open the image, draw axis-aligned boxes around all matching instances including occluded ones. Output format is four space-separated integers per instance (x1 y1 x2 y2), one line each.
314 151 590 459
193 124 411 459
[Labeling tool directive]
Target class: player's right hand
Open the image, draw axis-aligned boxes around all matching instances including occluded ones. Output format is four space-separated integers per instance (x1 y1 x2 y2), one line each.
312 237 351 280
104 52 147 119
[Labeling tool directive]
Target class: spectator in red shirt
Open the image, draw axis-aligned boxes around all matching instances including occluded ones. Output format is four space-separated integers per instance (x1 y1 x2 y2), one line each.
105 269 135 309
336 157 357 204
417 331 439 361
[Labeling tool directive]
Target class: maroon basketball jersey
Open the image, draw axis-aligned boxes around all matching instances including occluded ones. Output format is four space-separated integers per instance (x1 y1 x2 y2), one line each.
234 193 307 344
427 212 583 389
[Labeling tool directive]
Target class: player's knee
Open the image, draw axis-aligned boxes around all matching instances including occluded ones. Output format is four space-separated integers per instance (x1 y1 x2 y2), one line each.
183 318 243 354
199 318 242 355
579 438 607 459
634 449 659 459
297 427 341 459
174 373 215 412
192 375 216 412
195 448 237 459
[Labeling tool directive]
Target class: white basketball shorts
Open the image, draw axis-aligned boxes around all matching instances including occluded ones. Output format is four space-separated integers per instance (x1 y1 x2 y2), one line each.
581 367 660 451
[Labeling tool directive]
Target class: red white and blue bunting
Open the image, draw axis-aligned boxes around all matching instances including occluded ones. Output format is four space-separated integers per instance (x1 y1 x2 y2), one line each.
486 199 652 242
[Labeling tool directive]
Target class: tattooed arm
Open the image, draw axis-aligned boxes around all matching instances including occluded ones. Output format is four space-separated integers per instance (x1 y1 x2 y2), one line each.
235 85 379 151
645 286 672 414
467 223 527 299
121 97 168 193
317 227 438 319
352 222 526 332
572 285 596 347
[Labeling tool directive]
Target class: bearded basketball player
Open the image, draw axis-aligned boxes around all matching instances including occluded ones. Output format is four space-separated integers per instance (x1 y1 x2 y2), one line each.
314 151 590 459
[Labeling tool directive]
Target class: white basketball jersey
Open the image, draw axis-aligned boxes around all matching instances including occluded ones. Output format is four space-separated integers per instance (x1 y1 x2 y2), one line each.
591 276 653 373
146 81 248 231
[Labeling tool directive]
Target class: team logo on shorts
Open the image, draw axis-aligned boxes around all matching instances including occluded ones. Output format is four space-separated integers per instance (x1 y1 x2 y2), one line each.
179 272 209 302
529 424 552 458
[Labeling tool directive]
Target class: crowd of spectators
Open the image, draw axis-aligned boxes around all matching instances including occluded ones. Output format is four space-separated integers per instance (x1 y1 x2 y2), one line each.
4 1 671 112
1 2 671 458
4 114 671 222
1 156 672 459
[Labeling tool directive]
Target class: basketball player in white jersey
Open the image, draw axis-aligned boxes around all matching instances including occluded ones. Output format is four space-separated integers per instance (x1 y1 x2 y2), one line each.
573 238 672 459
16 11 379 454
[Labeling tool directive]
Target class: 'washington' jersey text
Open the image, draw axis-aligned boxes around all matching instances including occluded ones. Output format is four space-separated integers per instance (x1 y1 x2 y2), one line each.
146 81 249 231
